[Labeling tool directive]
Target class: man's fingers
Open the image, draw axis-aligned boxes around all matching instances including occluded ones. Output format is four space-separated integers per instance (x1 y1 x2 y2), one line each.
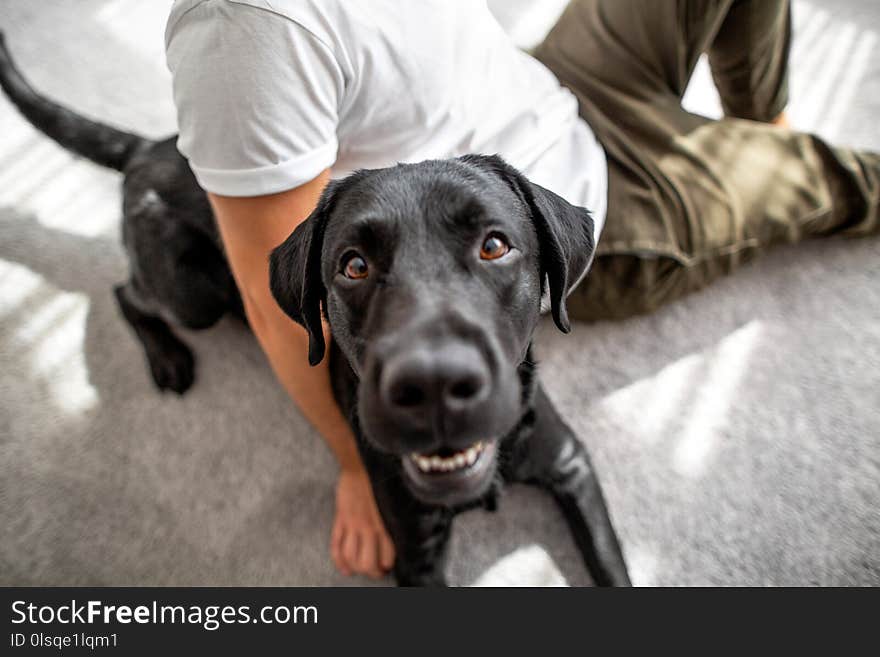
341 528 360 574
378 533 396 572
331 522 350 576
357 532 382 579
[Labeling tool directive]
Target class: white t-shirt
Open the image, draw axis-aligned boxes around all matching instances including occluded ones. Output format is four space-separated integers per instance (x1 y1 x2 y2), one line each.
165 0 607 240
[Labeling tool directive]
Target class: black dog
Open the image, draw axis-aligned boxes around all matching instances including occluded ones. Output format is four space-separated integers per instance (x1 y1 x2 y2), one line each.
0 34 631 586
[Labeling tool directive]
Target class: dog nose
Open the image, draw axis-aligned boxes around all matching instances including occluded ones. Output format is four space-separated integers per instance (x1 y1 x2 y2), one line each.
381 341 490 422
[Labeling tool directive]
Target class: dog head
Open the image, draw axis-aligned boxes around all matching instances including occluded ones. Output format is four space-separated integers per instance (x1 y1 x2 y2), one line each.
270 155 594 506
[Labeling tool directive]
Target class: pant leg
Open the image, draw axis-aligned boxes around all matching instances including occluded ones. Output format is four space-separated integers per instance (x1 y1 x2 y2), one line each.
709 0 792 122
534 0 880 322
533 0 733 104
572 121 880 321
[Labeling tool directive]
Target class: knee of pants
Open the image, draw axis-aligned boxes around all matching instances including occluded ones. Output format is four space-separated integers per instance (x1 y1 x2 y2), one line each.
565 255 689 322
566 247 761 323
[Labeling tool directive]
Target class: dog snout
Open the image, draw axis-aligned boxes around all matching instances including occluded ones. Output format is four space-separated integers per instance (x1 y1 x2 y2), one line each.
380 340 490 433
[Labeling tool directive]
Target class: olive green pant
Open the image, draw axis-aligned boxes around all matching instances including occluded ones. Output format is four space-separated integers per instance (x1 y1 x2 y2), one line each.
534 0 880 321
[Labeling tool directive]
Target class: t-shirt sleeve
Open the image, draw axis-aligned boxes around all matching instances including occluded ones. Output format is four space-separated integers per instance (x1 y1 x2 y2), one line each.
165 0 342 196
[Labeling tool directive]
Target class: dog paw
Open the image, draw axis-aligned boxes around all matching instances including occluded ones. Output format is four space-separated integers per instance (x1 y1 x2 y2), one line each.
147 340 196 395
394 568 448 587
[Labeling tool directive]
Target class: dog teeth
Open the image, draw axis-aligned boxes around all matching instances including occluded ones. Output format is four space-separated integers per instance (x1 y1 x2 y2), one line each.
413 455 433 472
410 442 485 473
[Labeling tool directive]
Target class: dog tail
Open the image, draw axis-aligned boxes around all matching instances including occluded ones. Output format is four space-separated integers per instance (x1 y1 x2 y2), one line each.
0 31 150 172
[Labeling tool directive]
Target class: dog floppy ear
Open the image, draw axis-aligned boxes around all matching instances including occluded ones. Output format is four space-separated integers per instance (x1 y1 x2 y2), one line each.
462 154 596 333
269 181 342 366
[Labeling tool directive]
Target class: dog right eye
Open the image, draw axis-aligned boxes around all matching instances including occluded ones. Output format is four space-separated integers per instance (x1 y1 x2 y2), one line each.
342 252 369 280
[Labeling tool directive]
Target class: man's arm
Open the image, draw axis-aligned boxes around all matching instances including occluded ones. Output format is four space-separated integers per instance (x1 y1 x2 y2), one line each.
207 171 394 579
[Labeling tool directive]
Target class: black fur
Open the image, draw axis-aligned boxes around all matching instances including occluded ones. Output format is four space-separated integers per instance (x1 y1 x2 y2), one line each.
1 33 630 586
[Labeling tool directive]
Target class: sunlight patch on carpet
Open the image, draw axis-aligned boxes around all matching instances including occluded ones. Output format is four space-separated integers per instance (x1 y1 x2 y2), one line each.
673 321 763 477
471 545 568 587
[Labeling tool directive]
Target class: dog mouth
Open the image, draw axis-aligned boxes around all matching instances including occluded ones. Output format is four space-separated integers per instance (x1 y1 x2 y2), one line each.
401 440 497 506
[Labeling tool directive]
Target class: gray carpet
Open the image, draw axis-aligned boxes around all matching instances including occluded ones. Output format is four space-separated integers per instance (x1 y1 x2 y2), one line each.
1 0 878 586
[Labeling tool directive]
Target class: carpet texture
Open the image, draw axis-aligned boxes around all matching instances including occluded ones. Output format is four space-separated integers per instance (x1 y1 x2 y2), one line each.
1 0 878 586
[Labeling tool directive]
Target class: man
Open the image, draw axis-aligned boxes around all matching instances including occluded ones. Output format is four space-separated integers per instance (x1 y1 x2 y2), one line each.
165 0 879 579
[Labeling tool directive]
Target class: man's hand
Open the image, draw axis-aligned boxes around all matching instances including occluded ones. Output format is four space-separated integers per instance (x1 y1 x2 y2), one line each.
332 467 396 579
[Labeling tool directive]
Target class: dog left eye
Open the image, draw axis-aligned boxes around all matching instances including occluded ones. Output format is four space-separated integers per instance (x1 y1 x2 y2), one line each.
480 233 510 260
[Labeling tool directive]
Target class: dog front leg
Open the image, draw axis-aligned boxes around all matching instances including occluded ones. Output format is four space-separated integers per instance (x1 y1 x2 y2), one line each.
358 452 453 586
515 384 631 586
390 509 453 587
